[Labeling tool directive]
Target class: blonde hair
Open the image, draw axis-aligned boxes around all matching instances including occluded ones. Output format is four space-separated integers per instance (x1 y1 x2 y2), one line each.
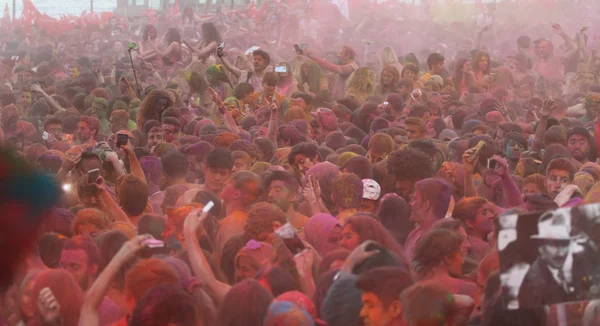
346 67 374 101
378 46 399 68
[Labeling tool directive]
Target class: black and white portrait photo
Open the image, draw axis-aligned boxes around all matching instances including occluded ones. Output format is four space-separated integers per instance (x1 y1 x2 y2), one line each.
497 204 600 309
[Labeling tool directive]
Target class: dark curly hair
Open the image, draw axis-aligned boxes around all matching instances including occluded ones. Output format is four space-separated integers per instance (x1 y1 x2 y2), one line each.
386 148 434 182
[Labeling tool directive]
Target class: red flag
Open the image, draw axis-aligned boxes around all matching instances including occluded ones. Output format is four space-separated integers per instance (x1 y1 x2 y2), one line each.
172 0 179 16
21 0 40 20
246 0 257 17
2 3 11 30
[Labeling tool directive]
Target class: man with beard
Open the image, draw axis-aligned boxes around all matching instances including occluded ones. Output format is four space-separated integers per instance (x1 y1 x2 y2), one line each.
76 115 99 146
43 116 64 144
17 89 32 116
109 110 136 134
146 126 165 151
567 126 595 164
219 49 271 93
91 98 110 136
264 170 309 233
0 104 37 146
161 117 181 143
60 235 100 291
60 235 121 323
303 46 359 100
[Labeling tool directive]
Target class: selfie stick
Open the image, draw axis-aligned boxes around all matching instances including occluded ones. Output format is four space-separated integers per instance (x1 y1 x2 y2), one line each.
127 43 142 97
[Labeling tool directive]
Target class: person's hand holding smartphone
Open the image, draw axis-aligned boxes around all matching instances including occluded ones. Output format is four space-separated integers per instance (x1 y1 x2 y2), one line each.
116 133 129 148
88 168 101 184
275 223 305 255
293 44 304 55
217 42 225 58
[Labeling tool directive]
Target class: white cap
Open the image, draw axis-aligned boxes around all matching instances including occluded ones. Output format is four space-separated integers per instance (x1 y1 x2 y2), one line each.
362 179 381 201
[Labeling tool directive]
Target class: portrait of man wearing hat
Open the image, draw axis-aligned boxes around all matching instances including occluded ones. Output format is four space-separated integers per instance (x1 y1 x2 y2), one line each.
517 209 593 308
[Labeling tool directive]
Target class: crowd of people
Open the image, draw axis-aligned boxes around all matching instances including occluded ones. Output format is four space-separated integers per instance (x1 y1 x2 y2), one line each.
2 0 600 325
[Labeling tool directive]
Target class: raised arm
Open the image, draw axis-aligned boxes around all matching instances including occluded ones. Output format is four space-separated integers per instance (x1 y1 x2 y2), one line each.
30 84 65 114
210 88 240 134
552 24 578 59
532 100 557 153
184 208 231 305
462 148 478 198
195 41 219 58
304 49 355 75
79 235 152 326
97 176 132 225
267 103 278 147
493 156 523 207
120 141 146 183
217 54 242 78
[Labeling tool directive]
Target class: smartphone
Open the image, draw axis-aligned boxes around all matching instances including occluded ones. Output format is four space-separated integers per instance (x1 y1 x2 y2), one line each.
468 140 487 162
275 223 305 255
487 158 498 170
218 42 225 50
11 55 19 61
293 44 303 55
411 89 422 101
88 168 100 184
142 238 164 248
42 131 49 140
274 65 287 73
116 133 129 147
202 201 215 214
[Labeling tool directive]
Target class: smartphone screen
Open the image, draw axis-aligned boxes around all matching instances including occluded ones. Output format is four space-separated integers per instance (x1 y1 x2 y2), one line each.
275 223 305 255
293 44 303 55
116 133 128 147
88 168 100 184
274 65 287 73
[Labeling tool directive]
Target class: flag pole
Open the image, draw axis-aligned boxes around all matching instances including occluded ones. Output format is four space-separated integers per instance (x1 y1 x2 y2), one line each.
12 0 15 20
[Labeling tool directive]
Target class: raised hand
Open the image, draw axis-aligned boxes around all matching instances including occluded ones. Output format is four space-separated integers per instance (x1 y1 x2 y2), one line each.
342 240 380 273
493 100 507 115
183 207 208 236
462 148 477 175
61 152 81 172
116 234 155 261
539 99 557 118
293 248 314 278
30 83 43 93
37 287 60 323
490 155 509 176
551 23 564 35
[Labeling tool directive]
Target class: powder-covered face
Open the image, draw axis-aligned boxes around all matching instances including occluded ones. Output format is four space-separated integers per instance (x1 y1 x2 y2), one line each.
505 140 525 160
567 134 589 162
